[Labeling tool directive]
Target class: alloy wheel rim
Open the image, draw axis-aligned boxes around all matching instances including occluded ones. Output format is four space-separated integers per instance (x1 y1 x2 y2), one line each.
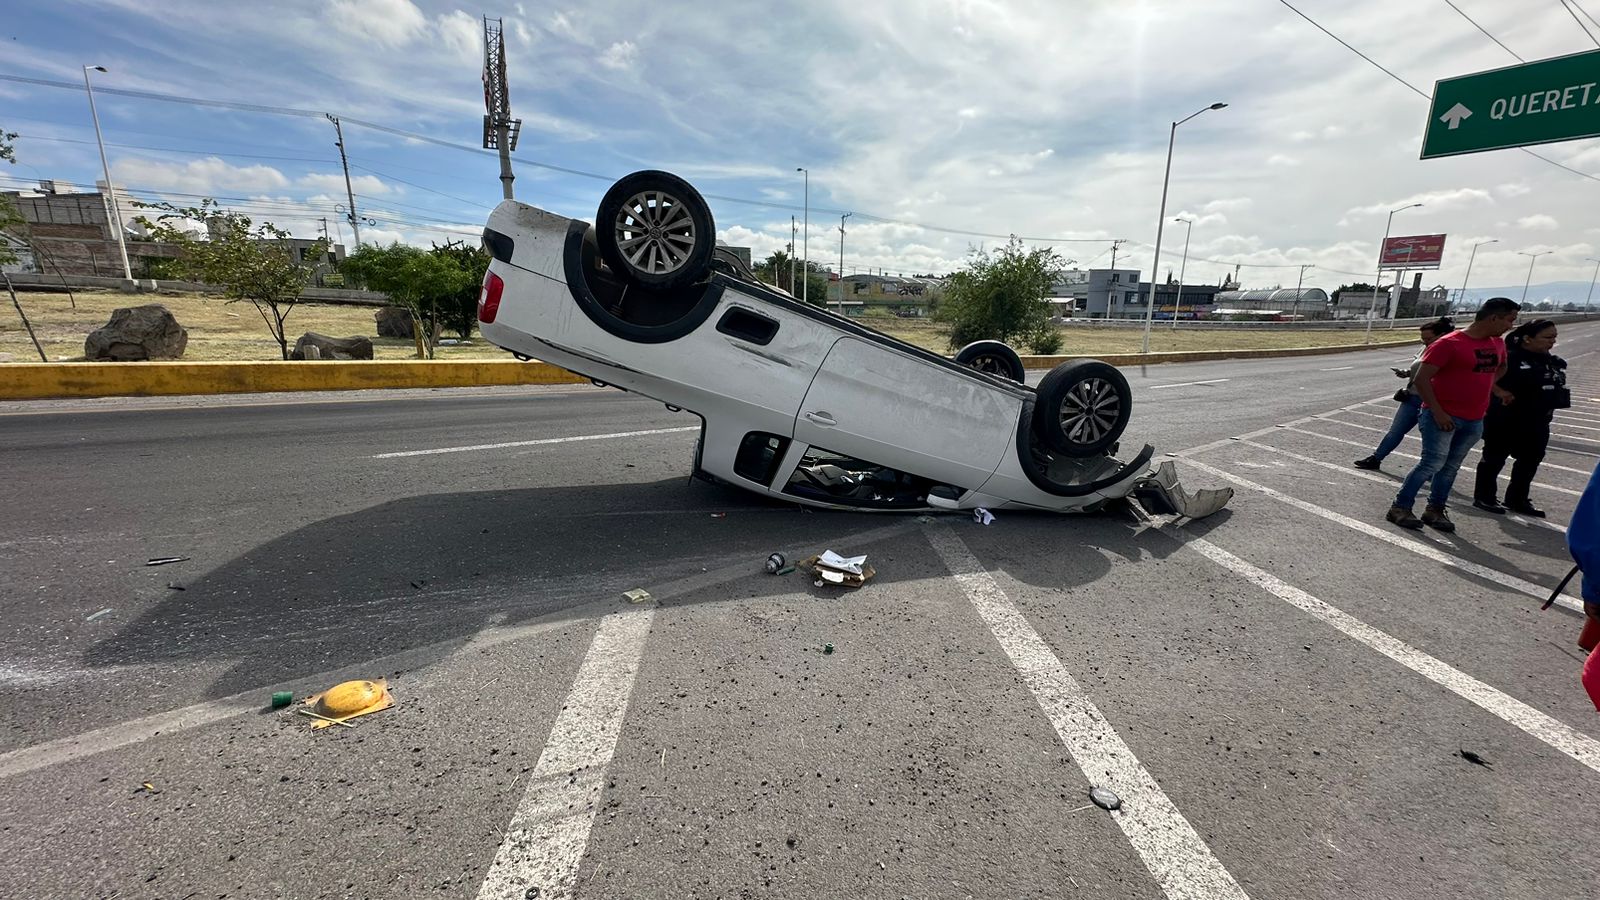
1058 377 1120 444
614 190 696 274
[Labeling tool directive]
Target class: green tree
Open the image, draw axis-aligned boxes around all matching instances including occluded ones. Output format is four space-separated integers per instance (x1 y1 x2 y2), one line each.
135 200 326 360
428 239 488 340
755 250 830 308
0 126 16 165
1 128 47 361
340 243 473 358
936 237 1063 350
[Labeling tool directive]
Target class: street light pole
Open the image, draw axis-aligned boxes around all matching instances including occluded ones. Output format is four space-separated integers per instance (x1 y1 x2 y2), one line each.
1585 257 1600 312
1365 203 1422 344
83 65 131 282
788 216 796 295
1519 249 1552 303
1170 217 1193 330
1459 239 1498 310
837 212 851 314
796 167 809 306
1142 102 1226 353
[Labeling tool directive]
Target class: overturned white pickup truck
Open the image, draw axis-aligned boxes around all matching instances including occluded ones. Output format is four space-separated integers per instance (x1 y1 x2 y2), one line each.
476 169 1230 519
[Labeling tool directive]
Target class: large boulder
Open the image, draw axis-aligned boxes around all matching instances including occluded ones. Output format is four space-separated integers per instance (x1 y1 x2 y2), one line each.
291 332 374 360
375 307 414 338
85 304 188 361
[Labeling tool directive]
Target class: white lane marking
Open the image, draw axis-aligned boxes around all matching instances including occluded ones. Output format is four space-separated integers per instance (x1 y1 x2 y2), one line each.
925 528 1250 900
1303 417 1596 478
475 609 653 900
1181 536 1600 774
1169 397 1389 458
1174 457 1583 612
1147 378 1230 390
372 426 698 458
1233 439 1568 534
1319 365 1355 371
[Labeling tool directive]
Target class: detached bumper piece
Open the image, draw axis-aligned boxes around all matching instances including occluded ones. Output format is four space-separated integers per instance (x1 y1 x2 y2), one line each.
1130 461 1233 520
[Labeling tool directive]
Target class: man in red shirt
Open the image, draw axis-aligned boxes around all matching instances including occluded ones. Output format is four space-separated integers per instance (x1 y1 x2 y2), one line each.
1386 297 1520 531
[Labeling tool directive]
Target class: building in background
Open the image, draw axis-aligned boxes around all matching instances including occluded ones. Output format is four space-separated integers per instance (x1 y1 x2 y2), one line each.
1212 287 1330 319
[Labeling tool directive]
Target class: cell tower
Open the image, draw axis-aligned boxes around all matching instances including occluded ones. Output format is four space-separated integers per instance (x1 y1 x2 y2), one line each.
482 16 522 200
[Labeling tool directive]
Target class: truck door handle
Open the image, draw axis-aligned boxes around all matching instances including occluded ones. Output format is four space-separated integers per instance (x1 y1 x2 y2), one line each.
804 411 836 427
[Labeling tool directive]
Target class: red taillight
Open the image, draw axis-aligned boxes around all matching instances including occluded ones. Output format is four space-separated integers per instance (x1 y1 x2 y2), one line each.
478 270 504 324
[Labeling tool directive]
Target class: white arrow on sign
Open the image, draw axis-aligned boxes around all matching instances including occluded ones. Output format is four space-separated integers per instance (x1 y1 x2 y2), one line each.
1439 102 1473 130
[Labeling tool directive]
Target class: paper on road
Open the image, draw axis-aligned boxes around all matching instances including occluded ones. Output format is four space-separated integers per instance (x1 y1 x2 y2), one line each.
818 550 867 575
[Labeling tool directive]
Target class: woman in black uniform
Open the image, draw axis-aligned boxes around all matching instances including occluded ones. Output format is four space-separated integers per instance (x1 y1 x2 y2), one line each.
1473 319 1568 517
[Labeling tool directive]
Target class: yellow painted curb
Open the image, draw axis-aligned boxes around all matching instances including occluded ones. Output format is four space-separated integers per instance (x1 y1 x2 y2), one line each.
1021 338 1416 369
0 359 589 400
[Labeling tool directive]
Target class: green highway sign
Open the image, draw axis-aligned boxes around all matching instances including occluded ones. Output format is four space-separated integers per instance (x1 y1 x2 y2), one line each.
1422 49 1600 159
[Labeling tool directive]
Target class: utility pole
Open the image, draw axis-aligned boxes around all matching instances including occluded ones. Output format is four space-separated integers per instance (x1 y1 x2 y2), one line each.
837 212 852 313
325 114 362 248
1586 257 1600 312
1293 264 1311 320
1103 239 1124 318
789 216 796 296
797 168 809 305
481 16 522 200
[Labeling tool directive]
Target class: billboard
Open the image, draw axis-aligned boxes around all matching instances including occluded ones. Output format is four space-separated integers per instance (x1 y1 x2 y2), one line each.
1380 234 1447 270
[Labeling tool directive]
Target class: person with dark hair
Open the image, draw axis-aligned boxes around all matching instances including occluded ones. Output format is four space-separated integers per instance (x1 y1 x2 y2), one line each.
1472 319 1568 516
1355 315 1455 470
1386 297 1519 531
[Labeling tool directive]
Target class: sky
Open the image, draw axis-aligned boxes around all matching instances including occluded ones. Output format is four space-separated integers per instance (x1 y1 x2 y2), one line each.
2 0 1600 300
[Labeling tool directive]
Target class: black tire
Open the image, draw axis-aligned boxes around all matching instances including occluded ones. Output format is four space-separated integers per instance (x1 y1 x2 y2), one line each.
596 170 715 290
1033 359 1131 457
954 340 1025 382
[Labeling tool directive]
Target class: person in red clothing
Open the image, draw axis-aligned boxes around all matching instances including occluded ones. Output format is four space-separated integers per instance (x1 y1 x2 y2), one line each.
1385 297 1520 532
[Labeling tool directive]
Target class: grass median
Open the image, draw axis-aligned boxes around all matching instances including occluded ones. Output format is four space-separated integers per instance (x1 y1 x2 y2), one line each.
1 289 1408 363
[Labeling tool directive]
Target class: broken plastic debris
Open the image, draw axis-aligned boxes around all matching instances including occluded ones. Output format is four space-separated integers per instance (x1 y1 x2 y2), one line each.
818 550 867 575
973 508 995 526
623 588 652 604
145 556 189 566
133 781 159 794
85 608 113 622
300 679 393 729
1089 786 1122 811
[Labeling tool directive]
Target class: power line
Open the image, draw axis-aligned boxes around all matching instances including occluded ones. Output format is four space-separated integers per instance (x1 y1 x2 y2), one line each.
12 132 340 165
1275 0 1600 183
1443 1 1523 60
1559 0 1600 46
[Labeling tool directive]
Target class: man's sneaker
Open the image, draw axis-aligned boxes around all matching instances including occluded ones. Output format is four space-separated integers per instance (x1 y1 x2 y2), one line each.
1386 506 1424 530
1472 497 1507 514
1507 500 1546 518
1354 456 1382 471
1421 505 1456 532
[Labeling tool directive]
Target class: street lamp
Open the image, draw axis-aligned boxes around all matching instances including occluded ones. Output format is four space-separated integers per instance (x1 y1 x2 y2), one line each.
1142 102 1227 353
83 64 131 282
1459 239 1497 310
1584 257 1600 312
1365 202 1422 344
1518 249 1553 303
796 167 809 306
837 212 852 314
1169 216 1193 330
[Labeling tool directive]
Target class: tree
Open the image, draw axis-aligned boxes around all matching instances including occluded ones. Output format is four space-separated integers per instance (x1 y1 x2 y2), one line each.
340 243 473 358
135 200 326 360
755 250 829 307
935 237 1063 350
0 127 46 361
428 239 489 340
0 126 16 165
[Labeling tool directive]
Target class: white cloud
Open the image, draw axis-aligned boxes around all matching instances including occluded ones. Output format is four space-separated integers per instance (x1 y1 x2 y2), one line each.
300 173 394 195
437 10 481 64
1495 182 1532 198
329 0 426 49
1343 188 1494 218
113 157 290 195
1518 214 1560 231
599 40 639 71
1267 154 1299 167
1203 198 1253 215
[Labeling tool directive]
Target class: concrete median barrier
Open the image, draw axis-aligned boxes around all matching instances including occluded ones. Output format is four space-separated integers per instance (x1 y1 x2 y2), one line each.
1021 337 1416 369
0 359 590 401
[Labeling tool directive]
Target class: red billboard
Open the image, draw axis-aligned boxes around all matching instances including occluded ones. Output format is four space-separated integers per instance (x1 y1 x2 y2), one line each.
1380 233 1447 270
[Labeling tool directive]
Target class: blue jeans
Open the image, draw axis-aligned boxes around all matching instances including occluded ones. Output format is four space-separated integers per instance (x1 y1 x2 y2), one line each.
1372 394 1422 462
1395 413 1484 509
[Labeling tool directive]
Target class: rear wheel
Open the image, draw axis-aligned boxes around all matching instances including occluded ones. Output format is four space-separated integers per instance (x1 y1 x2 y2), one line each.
1033 359 1131 457
954 340 1025 382
596 170 715 290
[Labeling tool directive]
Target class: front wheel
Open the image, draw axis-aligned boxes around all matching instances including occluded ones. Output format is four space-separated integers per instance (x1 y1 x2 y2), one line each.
596 170 715 291
954 340 1025 382
1033 359 1131 457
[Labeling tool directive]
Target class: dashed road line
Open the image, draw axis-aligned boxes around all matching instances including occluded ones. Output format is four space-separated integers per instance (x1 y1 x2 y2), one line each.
1300 417 1595 479
475 608 654 900
926 527 1250 900
1175 456 1583 612
372 426 699 458
1178 535 1600 775
1147 378 1230 390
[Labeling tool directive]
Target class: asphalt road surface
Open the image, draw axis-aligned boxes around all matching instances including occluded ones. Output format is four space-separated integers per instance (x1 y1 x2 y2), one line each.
3 324 1600 899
